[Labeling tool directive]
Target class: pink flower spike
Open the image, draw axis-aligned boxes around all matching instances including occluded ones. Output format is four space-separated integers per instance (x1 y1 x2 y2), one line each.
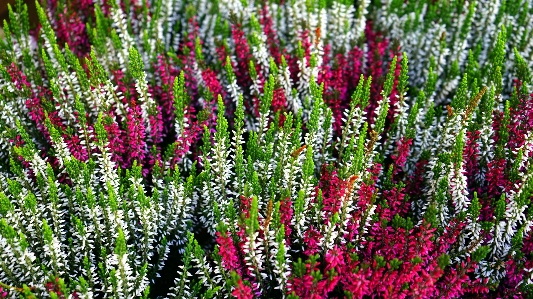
232 277 254 299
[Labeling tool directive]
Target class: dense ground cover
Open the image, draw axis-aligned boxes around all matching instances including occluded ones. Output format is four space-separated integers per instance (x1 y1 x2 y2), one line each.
1 0 533 298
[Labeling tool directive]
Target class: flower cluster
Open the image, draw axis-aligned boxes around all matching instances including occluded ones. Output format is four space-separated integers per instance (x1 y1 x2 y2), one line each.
0 0 532 298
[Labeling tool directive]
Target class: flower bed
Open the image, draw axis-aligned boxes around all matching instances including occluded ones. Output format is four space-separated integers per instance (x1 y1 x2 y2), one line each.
0 0 533 298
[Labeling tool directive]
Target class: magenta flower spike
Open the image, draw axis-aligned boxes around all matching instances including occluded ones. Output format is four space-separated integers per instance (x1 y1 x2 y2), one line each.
0 0 532 298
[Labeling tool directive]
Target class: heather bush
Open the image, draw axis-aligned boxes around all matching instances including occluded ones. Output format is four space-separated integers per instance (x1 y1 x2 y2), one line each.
0 0 532 298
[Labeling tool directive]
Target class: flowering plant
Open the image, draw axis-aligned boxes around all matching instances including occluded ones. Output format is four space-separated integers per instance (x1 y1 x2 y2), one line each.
0 0 532 298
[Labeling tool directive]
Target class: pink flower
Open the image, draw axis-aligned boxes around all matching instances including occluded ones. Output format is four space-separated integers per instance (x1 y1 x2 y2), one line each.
325 246 344 271
124 105 147 168
486 158 507 198
64 134 89 161
364 21 389 123
202 68 225 101
148 106 164 144
260 6 282 63
7 63 32 91
216 231 241 272
303 226 322 256
103 113 126 166
232 278 254 299
272 88 287 125
232 25 253 88
279 197 293 239
392 137 413 171
55 10 90 56
318 166 345 216
463 130 481 190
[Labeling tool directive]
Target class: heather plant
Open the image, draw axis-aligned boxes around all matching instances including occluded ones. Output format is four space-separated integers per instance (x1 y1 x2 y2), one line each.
0 0 532 298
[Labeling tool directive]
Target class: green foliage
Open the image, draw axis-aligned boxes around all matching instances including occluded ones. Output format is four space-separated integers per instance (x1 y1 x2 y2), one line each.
129 47 144 79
